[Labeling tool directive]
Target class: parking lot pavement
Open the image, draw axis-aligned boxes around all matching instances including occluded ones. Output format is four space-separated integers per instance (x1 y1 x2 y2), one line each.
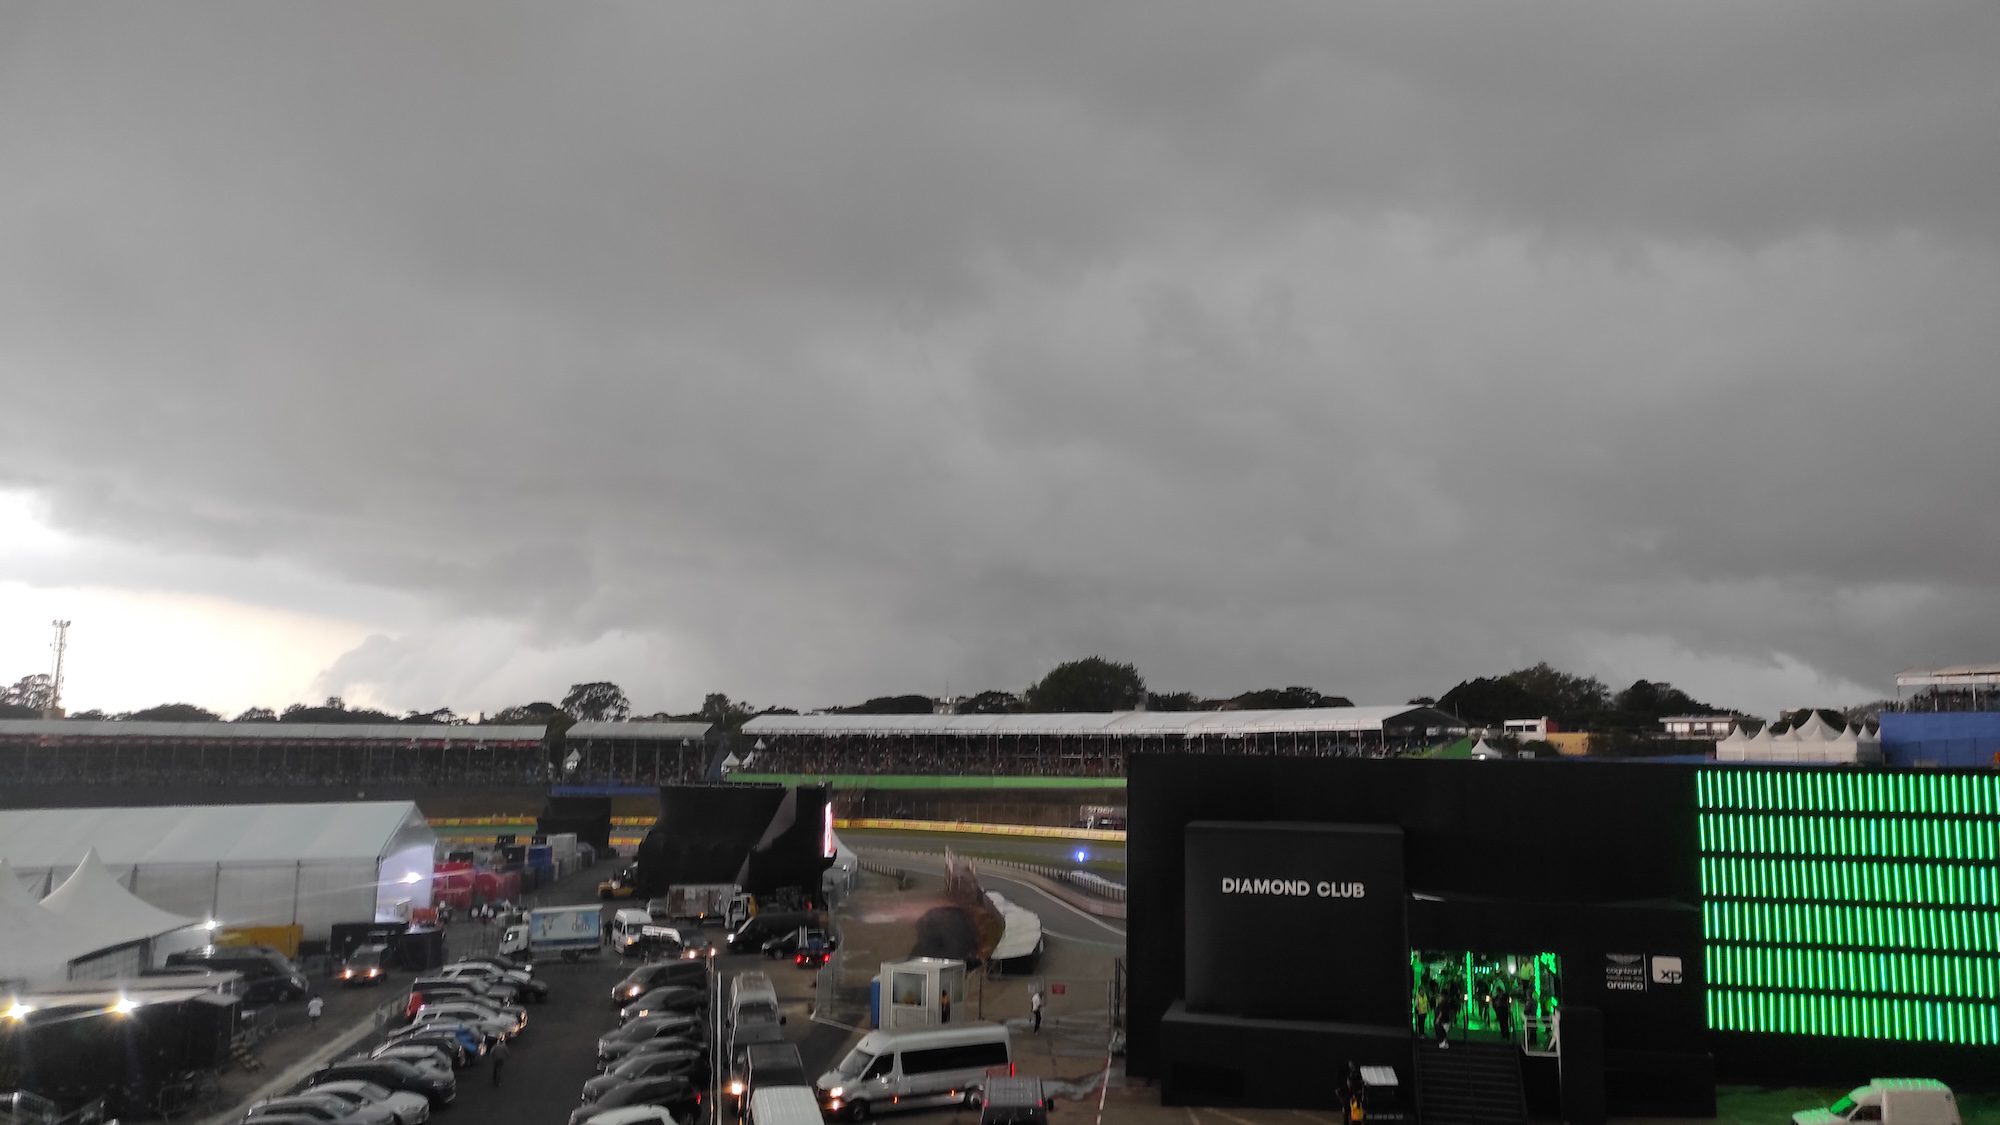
439 952 634 1124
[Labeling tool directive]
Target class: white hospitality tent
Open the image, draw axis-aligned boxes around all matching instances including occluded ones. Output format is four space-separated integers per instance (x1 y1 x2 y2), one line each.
40 848 204 979
0 858 88 987
0 802 437 944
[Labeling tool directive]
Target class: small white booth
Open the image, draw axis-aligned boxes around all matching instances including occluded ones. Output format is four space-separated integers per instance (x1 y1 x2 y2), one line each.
879 957 968 1028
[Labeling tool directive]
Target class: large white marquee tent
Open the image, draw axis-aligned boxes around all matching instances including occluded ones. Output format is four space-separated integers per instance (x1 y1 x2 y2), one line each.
0 802 437 943
1714 717 1882 764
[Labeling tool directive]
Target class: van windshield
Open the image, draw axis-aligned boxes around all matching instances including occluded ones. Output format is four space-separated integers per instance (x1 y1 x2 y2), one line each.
834 1048 878 1079
1829 1098 1857 1116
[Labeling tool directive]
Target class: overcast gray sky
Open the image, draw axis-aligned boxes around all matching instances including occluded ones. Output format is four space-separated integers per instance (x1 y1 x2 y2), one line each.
3 2 1997 718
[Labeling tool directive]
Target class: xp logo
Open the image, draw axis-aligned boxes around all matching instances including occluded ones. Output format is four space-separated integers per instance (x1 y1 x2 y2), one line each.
1651 955 1684 985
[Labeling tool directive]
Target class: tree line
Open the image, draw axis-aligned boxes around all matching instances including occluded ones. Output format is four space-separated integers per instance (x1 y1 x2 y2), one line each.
3 657 1741 733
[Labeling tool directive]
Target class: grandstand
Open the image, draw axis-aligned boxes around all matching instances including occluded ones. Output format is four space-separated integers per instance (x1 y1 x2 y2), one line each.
562 720 716 786
1895 663 2000 711
737 704 1461 779
0 719 551 790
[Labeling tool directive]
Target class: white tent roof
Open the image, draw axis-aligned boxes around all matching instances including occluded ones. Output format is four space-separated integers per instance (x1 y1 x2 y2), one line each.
740 705 1460 739
41 849 198 949
565 721 713 741
0 859 86 984
1790 712 1844 741
1470 738 1506 759
0 802 431 869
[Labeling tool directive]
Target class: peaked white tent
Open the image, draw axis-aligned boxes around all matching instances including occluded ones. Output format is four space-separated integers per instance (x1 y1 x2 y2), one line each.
41 849 200 979
1713 717 1882 765
0 859 87 987
0 802 435 942
1470 738 1507 760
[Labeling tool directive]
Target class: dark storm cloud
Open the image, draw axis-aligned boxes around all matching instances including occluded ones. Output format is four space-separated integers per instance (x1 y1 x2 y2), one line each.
1 1 1996 714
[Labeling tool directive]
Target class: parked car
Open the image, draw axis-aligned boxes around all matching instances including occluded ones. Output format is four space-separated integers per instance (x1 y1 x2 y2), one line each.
760 926 837 961
366 1042 462 1075
304 1081 432 1125
566 1077 698 1125
726 912 822 956
338 945 393 987
613 961 709 1005
411 975 528 1007
620 986 708 1025
581 1049 707 1103
729 1042 807 1117
165 946 308 1005
435 961 549 1002
573 1108 674 1125
597 1015 707 1065
1793 1079 1961 1125
410 1005 520 1043
245 1093 398 1125
304 1059 455 1110
381 1022 480 1063
453 953 533 976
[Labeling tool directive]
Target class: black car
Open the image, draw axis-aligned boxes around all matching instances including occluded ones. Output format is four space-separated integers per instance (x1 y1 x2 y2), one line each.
619 986 708 1024
338 944 392 987
760 927 837 960
165 946 309 1005
306 1059 455 1109
728 1040 805 1114
566 1077 698 1125
580 1049 707 1102
725 912 821 955
611 961 709 1005
597 1015 707 1065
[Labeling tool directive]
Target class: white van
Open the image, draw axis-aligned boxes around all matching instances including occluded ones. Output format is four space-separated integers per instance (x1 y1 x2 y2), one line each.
748 1087 821 1125
731 972 783 1029
816 1022 1012 1121
1793 1079 1960 1125
609 909 652 955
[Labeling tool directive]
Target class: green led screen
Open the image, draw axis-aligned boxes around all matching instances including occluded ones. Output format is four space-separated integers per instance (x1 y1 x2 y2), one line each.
1697 768 2000 1045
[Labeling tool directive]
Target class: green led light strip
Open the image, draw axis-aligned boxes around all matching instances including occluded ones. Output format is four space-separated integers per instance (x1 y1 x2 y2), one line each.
1707 987 2000 1045
1698 768 2000 815
1700 856 1999 905
1706 944 2000 1001
1697 812 2000 862
1702 899 2000 954
1697 768 2000 1046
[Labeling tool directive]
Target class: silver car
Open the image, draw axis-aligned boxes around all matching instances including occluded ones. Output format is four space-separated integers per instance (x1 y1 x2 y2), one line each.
244 1093 397 1125
305 1081 431 1125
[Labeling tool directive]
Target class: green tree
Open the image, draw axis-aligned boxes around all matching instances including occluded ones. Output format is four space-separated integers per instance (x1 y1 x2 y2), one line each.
699 693 755 731
3 673 54 712
956 690 1023 715
1025 657 1146 713
1230 686 1352 709
835 694 934 715
68 709 109 721
122 703 221 722
401 707 459 725
561 682 631 723
233 706 278 722
1145 691 1203 712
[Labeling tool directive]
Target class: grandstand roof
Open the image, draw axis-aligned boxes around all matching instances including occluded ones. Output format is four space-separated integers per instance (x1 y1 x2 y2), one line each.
0 720 547 742
1897 664 2000 690
740 705 1460 739
565 720 713 741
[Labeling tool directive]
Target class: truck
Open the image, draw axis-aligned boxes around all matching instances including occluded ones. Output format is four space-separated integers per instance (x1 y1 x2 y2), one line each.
665 883 742 926
499 904 604 962
1793 1079 1960 1125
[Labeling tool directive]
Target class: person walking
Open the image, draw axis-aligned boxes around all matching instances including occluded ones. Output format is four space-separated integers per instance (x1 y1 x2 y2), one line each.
1029 987 1044 1033
306 992 324 1029
490 1036 510 1087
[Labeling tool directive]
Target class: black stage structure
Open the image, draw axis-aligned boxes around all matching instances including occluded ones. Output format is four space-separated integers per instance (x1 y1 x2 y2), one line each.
1130 755 2000 1120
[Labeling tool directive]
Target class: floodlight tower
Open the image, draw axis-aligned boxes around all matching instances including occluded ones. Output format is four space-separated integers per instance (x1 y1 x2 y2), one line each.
47 619 70 718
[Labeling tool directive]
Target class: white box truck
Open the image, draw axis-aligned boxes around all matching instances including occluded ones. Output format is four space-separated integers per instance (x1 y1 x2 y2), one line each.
1793 1079 1960 1125
499 904 604 962
667 883 740 925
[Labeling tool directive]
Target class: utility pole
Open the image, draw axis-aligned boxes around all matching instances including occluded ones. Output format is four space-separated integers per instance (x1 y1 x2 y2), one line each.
47 619 70 718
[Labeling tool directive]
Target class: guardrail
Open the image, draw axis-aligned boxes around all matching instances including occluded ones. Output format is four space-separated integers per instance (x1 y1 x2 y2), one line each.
838 817 1127 843
865 849 1127 905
